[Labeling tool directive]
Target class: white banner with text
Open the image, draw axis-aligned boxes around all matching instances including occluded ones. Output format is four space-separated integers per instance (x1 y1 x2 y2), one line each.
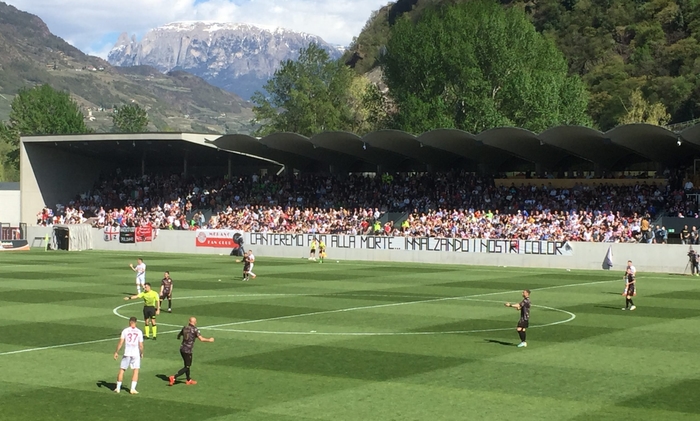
197 231 573 256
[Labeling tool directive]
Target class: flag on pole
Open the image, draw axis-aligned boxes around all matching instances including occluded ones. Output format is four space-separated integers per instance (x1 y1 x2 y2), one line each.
602 245 613 270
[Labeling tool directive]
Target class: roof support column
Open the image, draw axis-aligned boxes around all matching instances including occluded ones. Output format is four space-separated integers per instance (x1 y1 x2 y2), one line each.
535 162 543 177
183 156 188 178
228 156 232 180
594 162 603 178
141 152 146 177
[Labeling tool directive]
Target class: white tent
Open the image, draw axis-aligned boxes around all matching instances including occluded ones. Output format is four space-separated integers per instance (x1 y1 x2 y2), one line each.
51 224 93 251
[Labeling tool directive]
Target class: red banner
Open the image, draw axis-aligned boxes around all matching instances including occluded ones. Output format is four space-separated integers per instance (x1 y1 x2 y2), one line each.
135 226 156 242
195 229 243 248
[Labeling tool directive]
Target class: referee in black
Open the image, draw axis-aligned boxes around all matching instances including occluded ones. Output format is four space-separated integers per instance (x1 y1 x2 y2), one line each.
505 289 531 348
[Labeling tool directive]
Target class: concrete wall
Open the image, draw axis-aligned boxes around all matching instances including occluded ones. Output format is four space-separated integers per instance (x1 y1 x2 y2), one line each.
27 226 693 274
0 183 20 225
21 142 111 224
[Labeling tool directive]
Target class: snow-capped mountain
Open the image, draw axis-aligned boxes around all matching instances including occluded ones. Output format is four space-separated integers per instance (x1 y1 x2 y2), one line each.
108 22 344 99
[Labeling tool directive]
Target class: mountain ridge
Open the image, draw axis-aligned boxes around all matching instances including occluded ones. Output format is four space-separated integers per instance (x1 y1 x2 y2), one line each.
108 21 344 99
0 1 254 134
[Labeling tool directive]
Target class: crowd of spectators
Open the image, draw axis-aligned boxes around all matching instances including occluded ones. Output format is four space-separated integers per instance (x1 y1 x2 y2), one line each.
35 170 700 243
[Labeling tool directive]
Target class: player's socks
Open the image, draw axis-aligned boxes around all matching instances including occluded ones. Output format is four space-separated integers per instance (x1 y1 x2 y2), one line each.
175 367 187 378
629 299 634 306
168 299 172 309
145 326 151 338
522 331 526 341
152 326 157 337
131 381 137 391
518 331 525 342
116 381 122 392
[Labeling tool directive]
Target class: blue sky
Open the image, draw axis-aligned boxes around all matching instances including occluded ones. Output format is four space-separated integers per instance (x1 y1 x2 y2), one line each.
5 0 389 58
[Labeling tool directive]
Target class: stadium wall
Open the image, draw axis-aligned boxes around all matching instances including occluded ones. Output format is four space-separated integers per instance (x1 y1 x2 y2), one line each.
0 182 20 225
21 142 109 224
27 226 693 274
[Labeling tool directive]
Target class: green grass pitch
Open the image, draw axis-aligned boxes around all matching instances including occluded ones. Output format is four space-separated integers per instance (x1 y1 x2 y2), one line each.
1 250 699 420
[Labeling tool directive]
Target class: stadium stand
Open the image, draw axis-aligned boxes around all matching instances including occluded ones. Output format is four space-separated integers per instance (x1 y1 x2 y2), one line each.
35 170 696 243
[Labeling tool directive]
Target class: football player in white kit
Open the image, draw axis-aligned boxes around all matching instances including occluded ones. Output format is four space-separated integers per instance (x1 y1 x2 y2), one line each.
113 317 144 394
243 250 257 281
130 258 146 294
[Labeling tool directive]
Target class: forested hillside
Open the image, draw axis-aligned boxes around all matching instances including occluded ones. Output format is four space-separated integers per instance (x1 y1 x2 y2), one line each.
346 0 700 131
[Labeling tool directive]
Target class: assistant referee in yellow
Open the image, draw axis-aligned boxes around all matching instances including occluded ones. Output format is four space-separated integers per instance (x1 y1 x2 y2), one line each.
124 282 161 340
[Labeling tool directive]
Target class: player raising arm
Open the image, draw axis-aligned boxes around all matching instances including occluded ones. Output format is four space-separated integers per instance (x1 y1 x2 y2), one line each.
125 283 160 339
129 258 146 294
505 289 531 348
168 317 214 386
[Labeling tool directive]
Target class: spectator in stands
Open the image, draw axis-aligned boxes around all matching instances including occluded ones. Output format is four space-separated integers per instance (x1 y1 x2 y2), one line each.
38 170 689 243
682 225 690 244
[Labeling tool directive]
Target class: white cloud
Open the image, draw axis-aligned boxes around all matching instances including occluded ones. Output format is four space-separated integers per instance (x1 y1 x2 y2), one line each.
4 0 391 58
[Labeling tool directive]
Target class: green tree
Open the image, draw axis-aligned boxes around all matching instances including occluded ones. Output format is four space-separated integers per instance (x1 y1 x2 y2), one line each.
345 75 391 134
0 84 89 177
111 103 149 133
251 43 355 137
0 122 19 181
382 0 591 134
618 88 671 126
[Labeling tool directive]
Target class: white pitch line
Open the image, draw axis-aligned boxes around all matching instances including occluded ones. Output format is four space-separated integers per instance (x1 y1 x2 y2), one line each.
1 278 614 356
206 298 577 336
0 328 182 356
114 279 608 332
197 278 612 331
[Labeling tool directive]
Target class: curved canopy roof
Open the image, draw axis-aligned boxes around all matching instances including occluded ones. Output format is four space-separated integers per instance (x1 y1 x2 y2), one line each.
201 123 700 172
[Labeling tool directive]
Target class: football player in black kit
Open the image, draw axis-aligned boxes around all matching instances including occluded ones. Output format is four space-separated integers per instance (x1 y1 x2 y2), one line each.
622 260 636 311
159 271 173 313
505 289 531 348
168 317 214 386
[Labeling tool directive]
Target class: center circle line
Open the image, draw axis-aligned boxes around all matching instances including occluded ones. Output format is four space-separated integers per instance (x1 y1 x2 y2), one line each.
113 293 575 336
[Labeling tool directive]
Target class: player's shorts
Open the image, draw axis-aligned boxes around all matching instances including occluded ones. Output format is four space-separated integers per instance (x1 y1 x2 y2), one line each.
627 285 636 296
517 319 529 329
310 248 316 253
248 263 254 272
180 350 193 367
120 355 141 370
243 263 251 272
136 275 145 285
160 291 171 300
143 306 157 320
